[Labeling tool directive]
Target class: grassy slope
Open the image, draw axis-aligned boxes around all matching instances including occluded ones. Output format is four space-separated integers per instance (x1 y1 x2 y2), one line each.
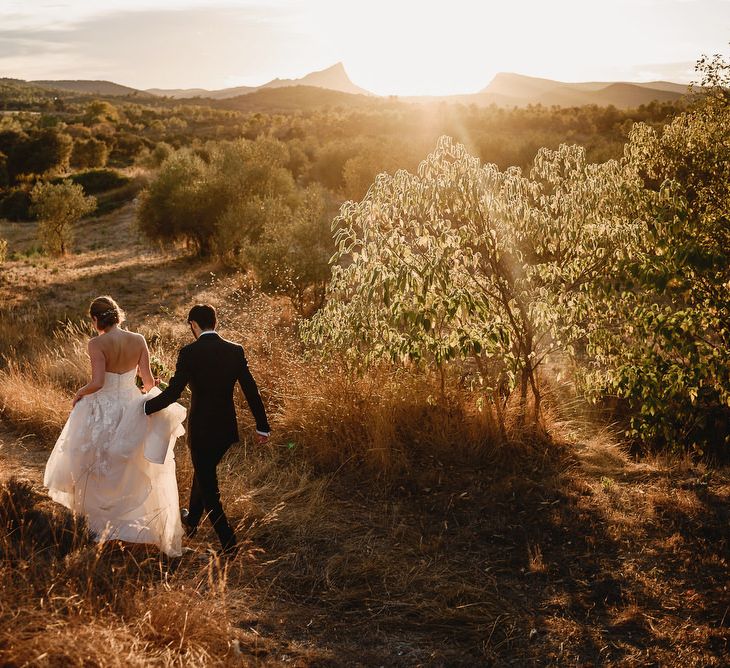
0 208 728 666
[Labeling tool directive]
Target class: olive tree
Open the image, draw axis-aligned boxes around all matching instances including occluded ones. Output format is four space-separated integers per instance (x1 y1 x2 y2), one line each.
30 180 97 255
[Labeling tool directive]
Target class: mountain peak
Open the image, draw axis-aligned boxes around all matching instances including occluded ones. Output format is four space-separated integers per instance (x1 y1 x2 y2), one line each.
261 62 370 96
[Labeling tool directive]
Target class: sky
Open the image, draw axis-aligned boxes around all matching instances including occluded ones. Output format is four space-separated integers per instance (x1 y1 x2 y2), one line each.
1 0 728 95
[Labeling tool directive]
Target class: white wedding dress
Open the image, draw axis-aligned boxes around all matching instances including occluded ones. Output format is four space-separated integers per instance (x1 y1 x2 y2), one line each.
44 369 186 556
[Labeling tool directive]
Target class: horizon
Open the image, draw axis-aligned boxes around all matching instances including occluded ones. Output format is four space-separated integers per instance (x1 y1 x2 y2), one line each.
1 1 728 96
23 63 696 96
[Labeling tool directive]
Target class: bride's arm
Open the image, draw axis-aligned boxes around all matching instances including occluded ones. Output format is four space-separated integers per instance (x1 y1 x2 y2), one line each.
72 340 106 406
138 336 156 392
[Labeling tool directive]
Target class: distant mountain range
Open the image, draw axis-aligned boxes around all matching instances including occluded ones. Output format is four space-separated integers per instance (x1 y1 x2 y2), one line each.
28 65 690 109
147 63 370 99
476 72 688 107
402 73 688 108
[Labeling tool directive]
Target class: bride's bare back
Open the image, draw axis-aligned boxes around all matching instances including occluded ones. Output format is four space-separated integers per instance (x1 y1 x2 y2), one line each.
95 327 147 374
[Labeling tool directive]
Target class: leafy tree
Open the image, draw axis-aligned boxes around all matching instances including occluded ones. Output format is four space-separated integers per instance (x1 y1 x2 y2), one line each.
30 180 97 255
136 149 221 254
244 186 334 312
138 138 296 256
304 137 636 434
585 55 730 454
146 141 174 168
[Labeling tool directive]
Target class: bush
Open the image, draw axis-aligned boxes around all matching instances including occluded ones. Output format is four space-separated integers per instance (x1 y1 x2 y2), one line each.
0 187 33 221
66 168 130 194
244 185 334 312
305 137 635 435
70 137 109 168
7 129 73 181
137 137 297 256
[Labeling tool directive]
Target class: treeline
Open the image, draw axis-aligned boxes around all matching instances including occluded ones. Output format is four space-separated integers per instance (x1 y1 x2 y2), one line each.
1 78 682 215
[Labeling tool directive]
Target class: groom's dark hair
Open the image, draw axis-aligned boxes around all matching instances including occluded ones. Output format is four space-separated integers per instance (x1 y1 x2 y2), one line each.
188 304 217 330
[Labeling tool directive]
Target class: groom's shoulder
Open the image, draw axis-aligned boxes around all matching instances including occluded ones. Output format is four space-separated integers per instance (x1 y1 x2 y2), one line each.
179 341 197 356
218 336 243 352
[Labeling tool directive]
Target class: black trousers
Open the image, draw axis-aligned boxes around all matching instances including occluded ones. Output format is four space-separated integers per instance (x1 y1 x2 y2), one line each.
187 441 236 551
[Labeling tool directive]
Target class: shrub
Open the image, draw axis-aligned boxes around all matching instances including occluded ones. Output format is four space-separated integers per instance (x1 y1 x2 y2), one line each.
70 137 109 168
137 137 297 257
67 168 130 194
7 129 73 181
305 137 636 435
0 187 33 221
244 185 334 312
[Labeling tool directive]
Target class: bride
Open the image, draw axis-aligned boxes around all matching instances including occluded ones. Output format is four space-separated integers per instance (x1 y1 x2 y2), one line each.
44 296 186 556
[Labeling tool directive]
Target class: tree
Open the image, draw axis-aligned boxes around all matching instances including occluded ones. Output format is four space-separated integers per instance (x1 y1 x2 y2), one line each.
84 100 119 125
244 186 334 312
70 137 109 168
6 129 72 182
30 180 97 255
304 137 636 434
585 54 730 454
137 137 297 257
136 149 221 254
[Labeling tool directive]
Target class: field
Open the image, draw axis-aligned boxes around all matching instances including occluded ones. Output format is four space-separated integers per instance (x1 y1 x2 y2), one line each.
1 205 728 666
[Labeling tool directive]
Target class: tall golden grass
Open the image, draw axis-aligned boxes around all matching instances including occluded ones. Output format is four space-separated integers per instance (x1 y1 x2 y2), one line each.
0 477 237 665
0 283 538 664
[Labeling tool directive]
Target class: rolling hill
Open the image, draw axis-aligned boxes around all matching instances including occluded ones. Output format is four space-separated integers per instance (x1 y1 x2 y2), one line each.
146 84 257 100
216 85 380 113
31 79 153 97
476 72 689 107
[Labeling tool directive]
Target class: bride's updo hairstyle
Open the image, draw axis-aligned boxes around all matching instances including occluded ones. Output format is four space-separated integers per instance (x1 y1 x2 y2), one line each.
90 295 125 330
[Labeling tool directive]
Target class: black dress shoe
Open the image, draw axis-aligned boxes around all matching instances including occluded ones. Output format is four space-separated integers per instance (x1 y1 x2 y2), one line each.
180 508 198 538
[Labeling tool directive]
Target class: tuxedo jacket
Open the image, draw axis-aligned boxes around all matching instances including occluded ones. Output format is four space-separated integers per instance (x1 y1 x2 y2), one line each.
144 332 270 449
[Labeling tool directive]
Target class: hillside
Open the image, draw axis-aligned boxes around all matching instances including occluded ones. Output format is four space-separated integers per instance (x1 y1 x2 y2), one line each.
217 84 380 113
474 72 688 108
13 68 690 110
146 84 257 99
31 79 154 97
259 62 371 96
1 190 728 665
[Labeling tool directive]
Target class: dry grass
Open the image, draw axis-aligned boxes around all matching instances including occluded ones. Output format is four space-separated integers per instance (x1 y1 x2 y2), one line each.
0 207 728 665
0 477 238 666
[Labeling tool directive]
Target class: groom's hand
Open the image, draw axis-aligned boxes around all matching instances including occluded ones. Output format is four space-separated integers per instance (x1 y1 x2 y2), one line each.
256 432 269 444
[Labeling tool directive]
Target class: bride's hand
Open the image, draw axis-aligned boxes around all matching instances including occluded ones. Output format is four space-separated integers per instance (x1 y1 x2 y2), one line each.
72 392 83 407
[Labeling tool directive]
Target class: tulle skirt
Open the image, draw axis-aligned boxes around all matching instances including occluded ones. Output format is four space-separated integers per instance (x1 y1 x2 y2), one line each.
44 372 186 556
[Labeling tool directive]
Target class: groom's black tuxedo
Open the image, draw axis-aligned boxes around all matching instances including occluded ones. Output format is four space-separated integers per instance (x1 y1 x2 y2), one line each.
144 331 270 550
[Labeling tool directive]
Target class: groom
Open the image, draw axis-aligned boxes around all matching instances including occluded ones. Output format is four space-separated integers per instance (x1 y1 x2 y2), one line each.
145 304 270 555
